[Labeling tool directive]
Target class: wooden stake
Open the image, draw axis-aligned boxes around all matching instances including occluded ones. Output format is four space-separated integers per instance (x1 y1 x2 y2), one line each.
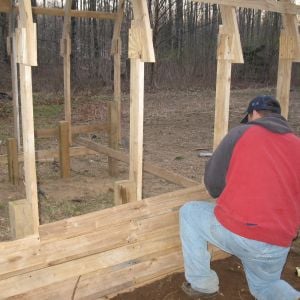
9 199 34 239
114 180 135 205
59 121 71 178
7 138 19 185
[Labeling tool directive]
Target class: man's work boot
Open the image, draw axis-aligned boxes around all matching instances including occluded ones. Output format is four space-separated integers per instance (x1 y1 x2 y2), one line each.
181 281 218 299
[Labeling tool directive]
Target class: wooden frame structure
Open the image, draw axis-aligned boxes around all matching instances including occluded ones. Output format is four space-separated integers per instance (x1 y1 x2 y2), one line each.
0 0 299 298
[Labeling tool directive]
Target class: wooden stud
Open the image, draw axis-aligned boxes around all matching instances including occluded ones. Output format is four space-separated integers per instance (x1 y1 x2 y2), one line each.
7 138 19 185
19 65 39 234
59 121 71 178
9 199 34 239
130 0 155 62
16 0 40 235
61 0 73 144
213 33 232 149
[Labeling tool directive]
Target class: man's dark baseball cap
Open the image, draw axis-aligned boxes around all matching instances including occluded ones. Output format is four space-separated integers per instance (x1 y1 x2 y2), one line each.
241 95 281 124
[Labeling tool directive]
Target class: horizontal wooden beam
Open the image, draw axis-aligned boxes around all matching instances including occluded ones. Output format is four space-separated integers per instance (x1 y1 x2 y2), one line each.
39 184 207 242
0 185 227 299
34 122 109 138
192 0 300 15
0 6 117 20
75 137 198 188
0 146 97 164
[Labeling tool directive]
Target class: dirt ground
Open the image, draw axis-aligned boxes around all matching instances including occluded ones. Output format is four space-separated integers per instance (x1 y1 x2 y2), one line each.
0 86 299 299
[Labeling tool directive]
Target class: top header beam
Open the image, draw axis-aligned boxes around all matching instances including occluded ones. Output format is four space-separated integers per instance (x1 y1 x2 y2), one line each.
0 6 117 20
192 0 300 15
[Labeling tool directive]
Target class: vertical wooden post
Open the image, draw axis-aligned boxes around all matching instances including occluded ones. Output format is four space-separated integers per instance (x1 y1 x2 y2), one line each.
109 0 125 176
7 138 19 185
276 6 300 119
60 0 72 144
108 39 121 176
213 6 244 149
8 7 21 149
213 34 232 149
59 121 71 178
129 59 144 201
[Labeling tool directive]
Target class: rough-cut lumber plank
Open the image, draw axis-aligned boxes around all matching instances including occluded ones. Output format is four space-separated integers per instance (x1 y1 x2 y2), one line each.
7 138 19 185
129 58 144 201
59 121 71 178
219 6 243 64
276 57 292 119
9 199 34 239
0 232 180 297
75 137 198 187
35 123 109 138
213 33 232 149
0 211 180 280
18 0 39 235
191 0 300 15
114 180 135 205
130 0 155 62
39 185 206 242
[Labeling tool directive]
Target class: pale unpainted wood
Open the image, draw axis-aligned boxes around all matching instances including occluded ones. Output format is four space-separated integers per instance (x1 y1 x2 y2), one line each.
0 211 180 280
59 121 71 178
129 59 144 201
9 199 34 240
130 0 155 62
0 230 180 297
219 6 243 64
191 0 300 15
19 64 39 234
7 138 19 185
114 180 136 205
213 33 232 149
38 185 206 242
75 138 198 188
110 0 125 55
276 50 292 119
18 1 37 67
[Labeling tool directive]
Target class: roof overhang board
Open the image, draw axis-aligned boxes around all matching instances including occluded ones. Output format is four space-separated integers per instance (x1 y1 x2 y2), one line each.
128 0 155 62
218 6 244 63
191 0 300 15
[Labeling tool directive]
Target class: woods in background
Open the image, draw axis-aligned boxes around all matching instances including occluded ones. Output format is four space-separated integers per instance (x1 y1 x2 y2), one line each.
0 0 298 91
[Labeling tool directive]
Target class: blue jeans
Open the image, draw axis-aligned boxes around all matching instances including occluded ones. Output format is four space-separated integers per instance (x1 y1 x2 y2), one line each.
179 201 300 300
